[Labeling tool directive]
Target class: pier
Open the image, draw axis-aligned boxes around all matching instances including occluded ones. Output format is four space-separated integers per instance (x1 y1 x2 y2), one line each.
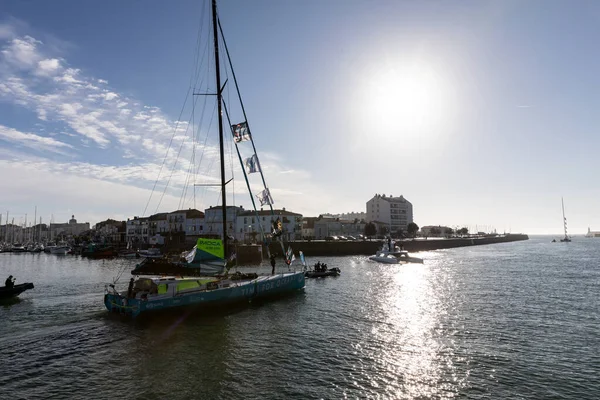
267 234 529 258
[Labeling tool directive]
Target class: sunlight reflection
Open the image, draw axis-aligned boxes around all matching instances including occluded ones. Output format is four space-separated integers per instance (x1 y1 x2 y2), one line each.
364 254 465 398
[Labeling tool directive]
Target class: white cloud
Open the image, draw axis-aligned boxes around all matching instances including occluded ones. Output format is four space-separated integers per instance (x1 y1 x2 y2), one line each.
1 35 41 67
0 23 333 223
102 91 118 101
36 58 62 75
0 124 73 153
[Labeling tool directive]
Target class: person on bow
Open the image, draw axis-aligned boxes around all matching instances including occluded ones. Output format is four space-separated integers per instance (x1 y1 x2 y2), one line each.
270 253 276 275
5 275 15 288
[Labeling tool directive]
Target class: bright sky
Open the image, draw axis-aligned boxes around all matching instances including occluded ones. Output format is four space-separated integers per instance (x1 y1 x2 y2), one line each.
0 0 598 235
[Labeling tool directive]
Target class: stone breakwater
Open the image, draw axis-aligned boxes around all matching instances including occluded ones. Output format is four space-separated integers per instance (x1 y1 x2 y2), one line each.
266 234 529 257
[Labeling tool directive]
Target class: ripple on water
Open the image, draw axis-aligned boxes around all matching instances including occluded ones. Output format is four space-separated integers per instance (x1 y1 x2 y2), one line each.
1 239 599 399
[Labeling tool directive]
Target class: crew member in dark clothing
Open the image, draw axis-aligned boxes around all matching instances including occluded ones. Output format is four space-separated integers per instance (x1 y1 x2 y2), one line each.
127 278 135 298
270 253 276 275
5 275 15 288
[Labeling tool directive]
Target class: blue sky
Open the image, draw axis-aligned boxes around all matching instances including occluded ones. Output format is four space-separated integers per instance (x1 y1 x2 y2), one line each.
0 0 599 234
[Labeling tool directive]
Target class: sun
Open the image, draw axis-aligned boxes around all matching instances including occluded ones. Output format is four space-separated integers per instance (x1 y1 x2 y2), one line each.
361 61 446 139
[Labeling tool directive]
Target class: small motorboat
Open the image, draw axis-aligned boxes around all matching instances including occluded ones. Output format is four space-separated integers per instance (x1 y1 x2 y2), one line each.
305 268 341 278
0 282 34 299
304 262 340 278
369 249 424 264
368 237 424 264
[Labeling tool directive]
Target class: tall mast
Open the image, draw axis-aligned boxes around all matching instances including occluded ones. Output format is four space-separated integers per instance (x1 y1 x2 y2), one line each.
33 206 37 242
562 197 567 239
212 0 227 255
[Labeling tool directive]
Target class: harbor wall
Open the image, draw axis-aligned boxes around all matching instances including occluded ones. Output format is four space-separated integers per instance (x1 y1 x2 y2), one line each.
266 234 529 258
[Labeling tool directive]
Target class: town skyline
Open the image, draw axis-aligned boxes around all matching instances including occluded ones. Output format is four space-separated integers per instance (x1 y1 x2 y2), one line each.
1 1 599 235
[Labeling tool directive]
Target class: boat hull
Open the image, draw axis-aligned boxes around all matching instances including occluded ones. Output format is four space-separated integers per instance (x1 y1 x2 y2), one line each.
104 272 305 318
0 283 34 299
50 247 70 255
368 255 402 264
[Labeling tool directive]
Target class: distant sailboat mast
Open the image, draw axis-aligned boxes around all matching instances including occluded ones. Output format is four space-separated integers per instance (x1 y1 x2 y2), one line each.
561 197 570 241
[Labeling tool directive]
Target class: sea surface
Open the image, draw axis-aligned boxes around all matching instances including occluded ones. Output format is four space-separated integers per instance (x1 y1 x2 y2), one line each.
1 236 598 399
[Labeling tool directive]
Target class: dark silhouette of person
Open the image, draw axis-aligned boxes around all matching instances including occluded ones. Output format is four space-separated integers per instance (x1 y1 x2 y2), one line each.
127 278 135 298
5 275 15 289
270 253 276 275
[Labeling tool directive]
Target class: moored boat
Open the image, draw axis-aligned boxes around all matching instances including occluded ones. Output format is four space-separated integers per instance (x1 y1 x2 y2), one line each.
138 248 162 258
118 249 140 258
82 243 118 258
50 245 70 255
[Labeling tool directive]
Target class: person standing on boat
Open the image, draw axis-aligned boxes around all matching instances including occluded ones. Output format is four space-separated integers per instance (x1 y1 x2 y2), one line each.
127 278 135 298
270 253 276 275
5 275 15 288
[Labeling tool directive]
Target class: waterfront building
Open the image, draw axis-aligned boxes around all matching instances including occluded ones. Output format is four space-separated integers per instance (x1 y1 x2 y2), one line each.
148 213 168 235
236 208 302 243
313 216 366 239
586 227 600 238
321 211 367 221
301 217 318 239
50 215 90 240
204 205 244 239
125 216 149 245
95 219 126 243
366 194 413 235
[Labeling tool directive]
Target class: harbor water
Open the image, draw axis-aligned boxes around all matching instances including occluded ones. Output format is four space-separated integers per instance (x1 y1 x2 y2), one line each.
1 236 598 399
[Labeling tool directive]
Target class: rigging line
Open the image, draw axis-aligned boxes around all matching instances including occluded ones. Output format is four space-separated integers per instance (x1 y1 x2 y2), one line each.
182 94 209 210
223 101 266 240
219 16 289 261
223 46 236 211
185 78 213 209
142 86 192 217
154 97 198 214
145 0 209 217
192 99 218 203
218 17 275 217
190 0 208 89
179 95 200 210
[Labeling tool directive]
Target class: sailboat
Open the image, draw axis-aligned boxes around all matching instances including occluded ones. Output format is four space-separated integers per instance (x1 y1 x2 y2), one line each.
560 197 571 242
104 0 305 318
